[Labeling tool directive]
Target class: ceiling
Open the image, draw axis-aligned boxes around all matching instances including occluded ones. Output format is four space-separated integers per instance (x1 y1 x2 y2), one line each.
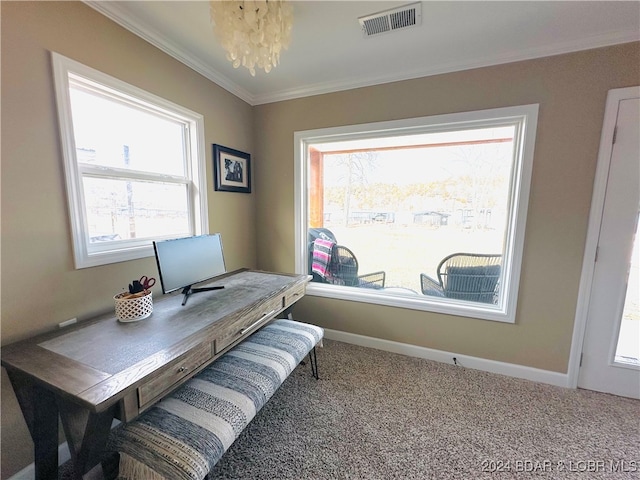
86 1 640 106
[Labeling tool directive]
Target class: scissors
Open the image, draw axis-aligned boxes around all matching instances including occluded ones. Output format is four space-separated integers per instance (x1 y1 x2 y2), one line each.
140 275 156 290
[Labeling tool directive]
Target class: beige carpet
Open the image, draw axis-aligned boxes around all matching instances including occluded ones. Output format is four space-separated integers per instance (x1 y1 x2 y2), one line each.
208 339 639 479
60 338 640 479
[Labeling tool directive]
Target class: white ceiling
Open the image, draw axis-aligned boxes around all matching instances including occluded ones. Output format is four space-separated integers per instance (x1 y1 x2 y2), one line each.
86 1 640 106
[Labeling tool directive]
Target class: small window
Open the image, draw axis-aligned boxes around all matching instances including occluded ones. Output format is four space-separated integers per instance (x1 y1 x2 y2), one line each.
52 53 208 268
295 105 538 323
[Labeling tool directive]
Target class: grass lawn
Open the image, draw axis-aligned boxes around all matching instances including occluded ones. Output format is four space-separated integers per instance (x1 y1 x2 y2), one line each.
324 222 505 292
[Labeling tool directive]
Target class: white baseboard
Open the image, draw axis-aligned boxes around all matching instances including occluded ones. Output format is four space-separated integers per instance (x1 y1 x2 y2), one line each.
9 443 71 480
324 328 571 388
9 332 568 479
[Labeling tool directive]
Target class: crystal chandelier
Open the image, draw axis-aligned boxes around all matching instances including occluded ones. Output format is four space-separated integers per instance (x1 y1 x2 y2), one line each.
210 0 293 76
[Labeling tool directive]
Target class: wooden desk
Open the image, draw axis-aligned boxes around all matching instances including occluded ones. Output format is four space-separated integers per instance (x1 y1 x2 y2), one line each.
1 269 309 480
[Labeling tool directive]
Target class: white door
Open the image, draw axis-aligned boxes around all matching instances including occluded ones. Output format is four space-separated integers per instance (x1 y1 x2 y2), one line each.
578 87 640 399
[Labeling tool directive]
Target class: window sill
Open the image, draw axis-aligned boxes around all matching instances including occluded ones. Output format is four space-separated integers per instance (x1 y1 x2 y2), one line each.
306 282 514 323
76 243 155 269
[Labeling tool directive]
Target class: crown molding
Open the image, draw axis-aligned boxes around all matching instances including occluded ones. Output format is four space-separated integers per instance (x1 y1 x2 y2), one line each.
251 30 640 105
85 1 638 107
83 1 256 105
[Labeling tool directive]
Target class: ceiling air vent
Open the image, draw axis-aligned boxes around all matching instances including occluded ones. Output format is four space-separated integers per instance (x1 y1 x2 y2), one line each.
358 2 422 37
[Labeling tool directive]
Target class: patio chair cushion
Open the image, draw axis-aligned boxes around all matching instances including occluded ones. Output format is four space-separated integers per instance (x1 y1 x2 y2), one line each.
445 265 501 302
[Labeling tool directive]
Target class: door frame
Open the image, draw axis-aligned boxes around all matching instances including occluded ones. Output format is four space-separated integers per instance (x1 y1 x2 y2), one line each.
568 85 640 389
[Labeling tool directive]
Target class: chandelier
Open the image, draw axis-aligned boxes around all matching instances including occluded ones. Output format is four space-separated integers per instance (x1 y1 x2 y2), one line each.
210 0 293 76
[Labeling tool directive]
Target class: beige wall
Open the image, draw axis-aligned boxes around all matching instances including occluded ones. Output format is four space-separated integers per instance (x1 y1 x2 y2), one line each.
1 1 638 477
254 43 640 372
1 2 256 477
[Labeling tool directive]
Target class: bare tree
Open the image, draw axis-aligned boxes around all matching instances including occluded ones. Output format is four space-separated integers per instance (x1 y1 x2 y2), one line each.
330 151 378 225
446 143 511 229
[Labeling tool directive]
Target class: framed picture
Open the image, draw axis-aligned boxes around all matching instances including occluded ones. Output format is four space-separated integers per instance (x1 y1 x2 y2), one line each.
213 144 251 193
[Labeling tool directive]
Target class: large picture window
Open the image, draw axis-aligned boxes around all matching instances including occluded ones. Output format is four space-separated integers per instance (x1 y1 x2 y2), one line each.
295 105 538 323
52 53 207 268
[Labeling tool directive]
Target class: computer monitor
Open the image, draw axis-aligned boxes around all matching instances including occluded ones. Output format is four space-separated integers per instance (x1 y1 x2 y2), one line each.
153 234 227 305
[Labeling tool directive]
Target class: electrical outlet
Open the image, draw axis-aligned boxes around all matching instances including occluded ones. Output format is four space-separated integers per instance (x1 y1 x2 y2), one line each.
59 318 77 328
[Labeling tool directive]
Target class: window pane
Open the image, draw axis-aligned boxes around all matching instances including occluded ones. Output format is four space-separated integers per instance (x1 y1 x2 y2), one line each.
53 53 207 268
83 177 190 243
298 104 538 322
615 210 639 365
70 86 186 177
308 126 515 303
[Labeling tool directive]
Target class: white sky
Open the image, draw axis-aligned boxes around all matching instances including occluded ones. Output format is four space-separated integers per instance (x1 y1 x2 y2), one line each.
322 126 515 186
70 86 186 177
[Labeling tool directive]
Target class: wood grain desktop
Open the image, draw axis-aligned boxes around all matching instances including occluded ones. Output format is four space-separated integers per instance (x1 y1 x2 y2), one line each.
1 269 309 480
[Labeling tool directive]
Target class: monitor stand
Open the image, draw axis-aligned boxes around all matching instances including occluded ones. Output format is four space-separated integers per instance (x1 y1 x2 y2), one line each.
181 285 225 306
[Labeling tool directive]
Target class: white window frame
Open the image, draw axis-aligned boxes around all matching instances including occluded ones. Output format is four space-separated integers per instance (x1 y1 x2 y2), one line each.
52 52 208 269
294 105 538 323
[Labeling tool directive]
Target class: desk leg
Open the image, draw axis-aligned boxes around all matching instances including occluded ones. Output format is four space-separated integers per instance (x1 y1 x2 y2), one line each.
6 370 59 480
6 368 116 480
57 399 115 480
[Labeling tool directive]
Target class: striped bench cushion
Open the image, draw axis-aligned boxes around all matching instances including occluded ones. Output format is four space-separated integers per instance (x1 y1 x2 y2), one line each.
109 319 323 480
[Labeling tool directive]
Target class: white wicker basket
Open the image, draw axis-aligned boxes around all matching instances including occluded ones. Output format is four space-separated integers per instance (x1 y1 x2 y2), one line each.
114 291 153 322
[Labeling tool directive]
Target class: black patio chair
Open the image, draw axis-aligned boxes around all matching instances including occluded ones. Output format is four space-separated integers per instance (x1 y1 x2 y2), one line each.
420 253 502 304
308 229 385 289
331 245 386 289
308 227 337 244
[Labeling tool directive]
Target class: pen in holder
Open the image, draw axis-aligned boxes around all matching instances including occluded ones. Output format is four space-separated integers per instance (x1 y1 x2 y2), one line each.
114 290 153 322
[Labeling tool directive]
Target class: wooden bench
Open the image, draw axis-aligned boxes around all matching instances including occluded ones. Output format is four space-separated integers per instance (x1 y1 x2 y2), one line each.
107 319 323 480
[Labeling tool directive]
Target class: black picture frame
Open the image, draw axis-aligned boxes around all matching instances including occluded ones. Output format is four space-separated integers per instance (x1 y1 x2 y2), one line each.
213 144 251 193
